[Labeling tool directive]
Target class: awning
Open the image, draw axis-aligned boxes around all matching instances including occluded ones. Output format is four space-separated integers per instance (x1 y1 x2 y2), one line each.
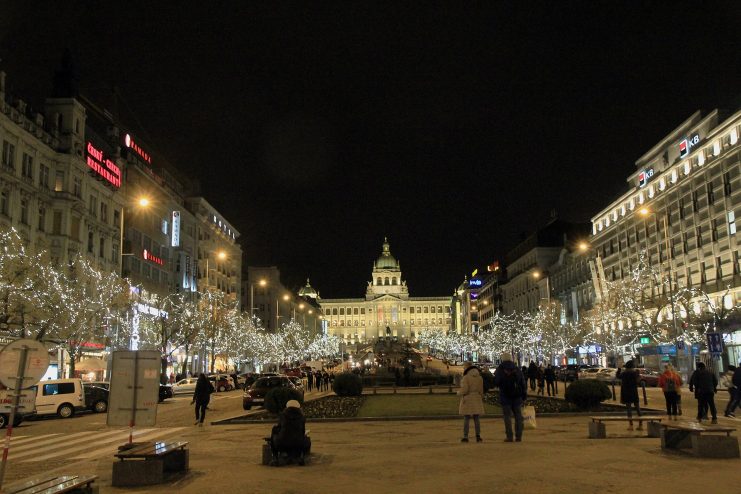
77 358 108 370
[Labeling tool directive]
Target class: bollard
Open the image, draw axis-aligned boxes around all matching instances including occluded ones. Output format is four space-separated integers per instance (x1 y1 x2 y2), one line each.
611 381 617 401
641 381 648 405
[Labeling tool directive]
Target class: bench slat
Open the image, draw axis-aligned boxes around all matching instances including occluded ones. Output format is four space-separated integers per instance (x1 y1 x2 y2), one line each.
7 475 96 494
661 422 735 433
590 416 664 422
26 477 97 494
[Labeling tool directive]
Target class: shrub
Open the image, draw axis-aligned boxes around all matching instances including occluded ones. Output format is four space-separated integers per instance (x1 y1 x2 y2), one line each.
264 386 303 414
332 372 363 396
564 380 612 410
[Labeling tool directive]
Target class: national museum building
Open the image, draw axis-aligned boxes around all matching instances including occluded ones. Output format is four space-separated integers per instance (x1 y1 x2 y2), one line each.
319 239 452 344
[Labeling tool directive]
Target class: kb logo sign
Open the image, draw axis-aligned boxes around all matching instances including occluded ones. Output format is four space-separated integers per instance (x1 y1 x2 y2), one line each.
679 134 700 158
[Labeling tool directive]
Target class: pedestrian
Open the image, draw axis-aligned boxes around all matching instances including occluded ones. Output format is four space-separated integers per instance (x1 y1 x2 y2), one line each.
689 361 718 424
527 362 538 391
270 400 311 466
536 365 545 396
458 362 484 443
658 363 682 420
191 373 213 427
721 365 737 417
494 353 527 442
403 365 411 386
306 370 313 391
545 364 556 396
315 371 322 392
323 371 330 391
620 360 642 430
725 362 741 417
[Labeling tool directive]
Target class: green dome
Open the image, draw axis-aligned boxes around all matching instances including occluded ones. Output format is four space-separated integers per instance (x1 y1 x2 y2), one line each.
375 237 398 269
298 278 318 298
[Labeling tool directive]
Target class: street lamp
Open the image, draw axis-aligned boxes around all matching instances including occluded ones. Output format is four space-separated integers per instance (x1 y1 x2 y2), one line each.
119 196 151 276
250 278 267 317
204 250 227 292
532 270 550 303
276 294 290 331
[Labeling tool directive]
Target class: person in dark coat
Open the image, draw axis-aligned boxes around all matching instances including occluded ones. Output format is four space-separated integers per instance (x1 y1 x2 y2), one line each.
322 371 330 391
620 360 642 430
306 370 313 391
544 365 556 396
270 400 311 465
191 373 214 426
493 353 528 442
689 361 718 423
527 362 538 391
315 371 322 391
726 363 741 417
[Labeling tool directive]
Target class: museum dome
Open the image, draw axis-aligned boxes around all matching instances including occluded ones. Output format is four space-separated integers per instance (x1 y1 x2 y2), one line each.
297 278 318 299
375 237 399 269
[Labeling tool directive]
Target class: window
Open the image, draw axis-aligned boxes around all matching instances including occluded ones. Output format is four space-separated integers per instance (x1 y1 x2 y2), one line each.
38 206 46 231
100 202 108 223
735 251 741 276
360 308 365 314
0 191 8 216
21 153 33 179
112 241 119 263
332 308 337 315
99 237 105 258
39 164 49 188
2 140 15 169
339 308 344 315
707 183 715 206
692 191 699 212
678 199 685 220
384 277 389 285
43 382 75 395
716 256 723 280
54 171 65 192
88 195 97 218
700 262 707 284
724 172 732 197
423 306 428 313
392 277 397 285
685 268 692 287
682 232 689 254
114 209 121 228
53 210 62 234
729 211 737 235
20 199 29 225
353 308 358 315
88 231 94 253
73 177 82 198
377 277 381 285
696 227 702 248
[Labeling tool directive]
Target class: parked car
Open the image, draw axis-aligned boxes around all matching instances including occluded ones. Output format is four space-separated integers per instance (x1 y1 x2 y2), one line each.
288 376 305 395
208 374 233 392
172 378 199 395
242 376 300 410
34 378 86 418
84 384 109 413
159 384 173 402
1 383 33 428
637 368 660 387
558 364 581 381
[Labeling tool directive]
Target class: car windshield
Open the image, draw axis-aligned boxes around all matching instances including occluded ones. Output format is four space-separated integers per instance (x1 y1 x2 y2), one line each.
253 378 270 387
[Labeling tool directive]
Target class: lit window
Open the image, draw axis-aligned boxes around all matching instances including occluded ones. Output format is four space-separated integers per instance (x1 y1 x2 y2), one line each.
713 140 720 156
731 128 739 145
698 151 705 166
620 205 626 216
628 198 635 210
612 211 618 221
648 185 655 198
658 178 665 191
671 169 678 183
683 161 690 175
729 211 737 235
605 217 610 227
638 192 644 204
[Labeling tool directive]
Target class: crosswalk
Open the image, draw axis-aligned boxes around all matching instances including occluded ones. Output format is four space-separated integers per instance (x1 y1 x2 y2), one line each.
5 427 187 463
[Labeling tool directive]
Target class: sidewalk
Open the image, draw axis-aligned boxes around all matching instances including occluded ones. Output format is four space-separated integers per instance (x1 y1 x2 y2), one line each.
54 413 740 493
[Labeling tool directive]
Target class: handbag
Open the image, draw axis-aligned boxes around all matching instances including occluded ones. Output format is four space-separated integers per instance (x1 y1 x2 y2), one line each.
522 405 537 430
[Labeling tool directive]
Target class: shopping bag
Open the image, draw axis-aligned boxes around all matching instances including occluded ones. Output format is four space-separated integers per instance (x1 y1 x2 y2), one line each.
522 405 537 430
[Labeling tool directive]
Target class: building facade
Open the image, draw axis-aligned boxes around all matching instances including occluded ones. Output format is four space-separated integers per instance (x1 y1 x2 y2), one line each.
319 239 451 344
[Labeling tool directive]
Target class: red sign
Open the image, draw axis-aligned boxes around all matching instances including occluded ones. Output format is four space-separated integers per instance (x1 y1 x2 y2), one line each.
86 142 121 188
143 249 164 266
124 133 152 164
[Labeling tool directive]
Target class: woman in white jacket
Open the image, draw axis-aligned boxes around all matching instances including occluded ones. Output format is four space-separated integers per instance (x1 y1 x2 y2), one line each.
458 362 485 442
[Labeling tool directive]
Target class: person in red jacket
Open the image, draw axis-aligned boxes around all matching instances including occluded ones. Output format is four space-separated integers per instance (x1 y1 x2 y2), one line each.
658 364 682 420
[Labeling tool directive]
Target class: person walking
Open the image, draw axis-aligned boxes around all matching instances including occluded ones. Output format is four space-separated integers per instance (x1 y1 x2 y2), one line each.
658 363 682 420
458 362 485 443
527 362 538 391
721 365 737 417
545 364 556 396
536 365 545 396
306 370 313 392
689 361 718 423
191 373 213 427
494 353 527 442
725 363 741 417
323 371 330 391
620 360 642 430
315 371 322 392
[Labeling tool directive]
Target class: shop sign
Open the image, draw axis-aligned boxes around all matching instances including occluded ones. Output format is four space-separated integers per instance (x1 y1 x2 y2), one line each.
469 278 482 287
142 249 164 266
171 211 181 247
123 133 152 164
706 332 723 355
679 133 700 158
85 142 121 188
638 168 654 187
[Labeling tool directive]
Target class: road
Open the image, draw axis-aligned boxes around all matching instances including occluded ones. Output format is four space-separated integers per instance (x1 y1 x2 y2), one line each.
0 386 327 485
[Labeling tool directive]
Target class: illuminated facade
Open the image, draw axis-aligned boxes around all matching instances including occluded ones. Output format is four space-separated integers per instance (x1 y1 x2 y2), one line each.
319 238 451 343
591 108 741 363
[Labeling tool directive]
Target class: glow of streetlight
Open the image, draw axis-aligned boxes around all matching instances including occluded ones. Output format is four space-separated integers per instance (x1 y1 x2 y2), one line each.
638 207 650 217
259 279 267 287
299 303 305 310
578 241 589 252
532 271 541 279
217 251 227 260
308 310 313 315
283 294 290 301
138 197 150 207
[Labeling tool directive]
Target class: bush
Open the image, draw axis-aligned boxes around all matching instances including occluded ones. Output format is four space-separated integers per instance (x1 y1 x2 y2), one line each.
264 386 303 414
332 372 363 396
564 380 612 410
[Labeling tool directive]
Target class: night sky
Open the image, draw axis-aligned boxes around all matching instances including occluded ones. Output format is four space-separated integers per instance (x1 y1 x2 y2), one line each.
1 2 739 298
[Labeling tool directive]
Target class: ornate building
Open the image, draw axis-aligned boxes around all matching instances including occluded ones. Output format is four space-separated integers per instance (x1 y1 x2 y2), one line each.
319 238 451 344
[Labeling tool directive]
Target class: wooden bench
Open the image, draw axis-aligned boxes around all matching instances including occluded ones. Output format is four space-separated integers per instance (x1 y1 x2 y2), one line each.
660 422 739 458
3 474 97 494
112 441 189 487
588 416 665 439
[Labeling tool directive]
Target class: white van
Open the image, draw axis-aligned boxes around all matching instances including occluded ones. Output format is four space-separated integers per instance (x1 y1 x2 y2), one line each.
1 384 36 428
34 378 86 418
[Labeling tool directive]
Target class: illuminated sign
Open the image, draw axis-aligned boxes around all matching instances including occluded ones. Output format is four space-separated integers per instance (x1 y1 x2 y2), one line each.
124 133 152 164
639 336 650 345
142 249 164 266
85 142 121 188
469 278 482 287
679 134 700 158
638 168 654 187
171 211 181 247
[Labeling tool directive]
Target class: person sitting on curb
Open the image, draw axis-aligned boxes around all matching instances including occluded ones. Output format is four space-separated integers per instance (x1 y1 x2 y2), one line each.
270 400 311 466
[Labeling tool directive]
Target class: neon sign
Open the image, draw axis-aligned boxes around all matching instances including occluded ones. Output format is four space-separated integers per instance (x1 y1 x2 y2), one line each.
469 278 482 287
124 133 152 164
638 168 654 187
679 134 700 158
171 211 181 247
142 249 164 266
86 142 121 188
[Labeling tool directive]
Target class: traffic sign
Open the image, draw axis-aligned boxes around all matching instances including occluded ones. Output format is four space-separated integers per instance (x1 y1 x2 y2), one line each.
676 340 685 351
639 336 650 345
0 339 50 390
706 332 723 355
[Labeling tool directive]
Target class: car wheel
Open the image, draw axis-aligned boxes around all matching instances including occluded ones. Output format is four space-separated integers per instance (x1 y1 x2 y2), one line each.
94 400 108 413
58 404 75 418
0 414 6 429
218 385 226 392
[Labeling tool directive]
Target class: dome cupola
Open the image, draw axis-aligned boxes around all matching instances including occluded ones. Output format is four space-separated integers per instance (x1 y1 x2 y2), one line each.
375 237 399 269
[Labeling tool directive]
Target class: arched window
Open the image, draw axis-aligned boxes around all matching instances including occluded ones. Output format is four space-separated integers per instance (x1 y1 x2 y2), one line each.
377 277 382 285
392 277 397 285
384 277 389 285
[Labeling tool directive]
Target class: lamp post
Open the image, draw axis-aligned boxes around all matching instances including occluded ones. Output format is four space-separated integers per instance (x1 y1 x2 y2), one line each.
532 270 550 304
277 294 290 331
250 278 267 319
638 207 683 374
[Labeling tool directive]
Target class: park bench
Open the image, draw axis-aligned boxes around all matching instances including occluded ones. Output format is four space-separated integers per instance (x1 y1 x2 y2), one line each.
660 422 738 458
3 474 97 494
588 415 665 439
112 440 189 487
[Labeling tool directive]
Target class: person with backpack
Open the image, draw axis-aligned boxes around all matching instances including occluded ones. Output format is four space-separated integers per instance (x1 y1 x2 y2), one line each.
689 361 718 424
536 364 546 396
658 363 682 420
544 364 556 396
458 362 485 443
620 360 642 430
527 362 538 391
494 353 527 442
